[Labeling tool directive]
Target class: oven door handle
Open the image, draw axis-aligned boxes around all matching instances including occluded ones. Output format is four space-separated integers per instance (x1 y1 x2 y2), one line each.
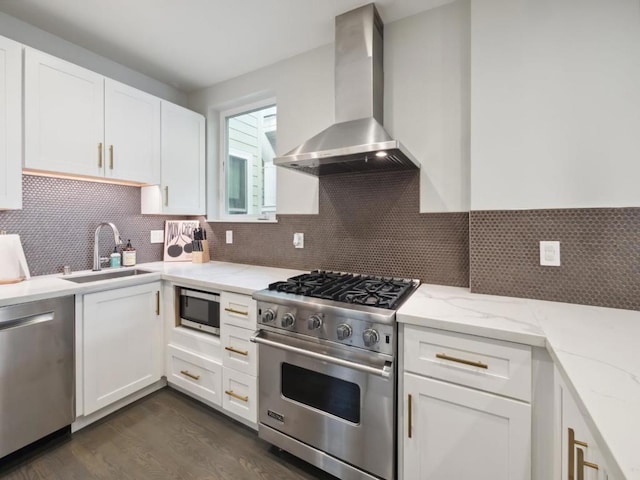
250 330 392 379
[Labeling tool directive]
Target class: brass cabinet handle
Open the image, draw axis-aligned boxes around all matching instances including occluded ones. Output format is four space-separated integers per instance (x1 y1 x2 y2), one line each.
436 353 488 369
407 393 413 438
225 307 248 316
577 448 599 480
164 186 169 207
109 145 114 169
569 428 576 480
180 370 200 381
225 346 249 356
155 291 160 316
225 390 248 402
98 142 103 168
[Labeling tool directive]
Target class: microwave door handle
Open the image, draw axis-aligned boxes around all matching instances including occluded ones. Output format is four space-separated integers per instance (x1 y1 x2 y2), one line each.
250 330 392 379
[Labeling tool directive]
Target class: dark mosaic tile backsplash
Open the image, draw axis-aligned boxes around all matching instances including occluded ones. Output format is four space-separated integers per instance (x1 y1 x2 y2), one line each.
3 174 637 311
0 175 186 276
207 171 471 287
470 208 640 310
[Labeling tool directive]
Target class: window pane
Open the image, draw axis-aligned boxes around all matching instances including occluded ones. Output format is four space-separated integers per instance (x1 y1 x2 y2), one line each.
225 104 276 216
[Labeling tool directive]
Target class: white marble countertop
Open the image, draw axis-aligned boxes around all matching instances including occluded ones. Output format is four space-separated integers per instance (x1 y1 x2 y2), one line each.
398 284 640 480
0 261 304 308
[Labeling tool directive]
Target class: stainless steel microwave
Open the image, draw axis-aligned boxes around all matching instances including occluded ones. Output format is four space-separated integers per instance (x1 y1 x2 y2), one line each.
179 288 220 335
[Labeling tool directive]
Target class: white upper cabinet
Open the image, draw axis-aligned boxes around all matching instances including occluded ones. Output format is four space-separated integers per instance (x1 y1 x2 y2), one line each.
24 47 160 184
141 101 205 214
0 35 22 210
104 79 160 184
24 48 104 178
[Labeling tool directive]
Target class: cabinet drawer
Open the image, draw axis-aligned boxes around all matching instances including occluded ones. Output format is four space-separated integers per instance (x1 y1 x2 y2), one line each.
220 291 256 330
168 325 222 362
167 345 222 406
221 324 257 376
404 325 532 402
222 367 257 424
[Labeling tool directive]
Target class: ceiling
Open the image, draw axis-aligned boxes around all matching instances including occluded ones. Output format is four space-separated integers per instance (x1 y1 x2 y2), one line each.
0 0 453 93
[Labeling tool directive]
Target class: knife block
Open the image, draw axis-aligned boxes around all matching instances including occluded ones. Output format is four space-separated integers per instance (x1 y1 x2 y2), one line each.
191 241 210 264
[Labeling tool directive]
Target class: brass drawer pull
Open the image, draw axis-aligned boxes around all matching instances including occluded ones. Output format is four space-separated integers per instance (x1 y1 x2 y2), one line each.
109 145 114 169
577 448 599 480
98 142 103 168
407 394 413 438
225 346 249 356
155 291 160 316
225 390 248 402
180 370 200 381
164 186 169 207
436 353 488 369
225 307 248 316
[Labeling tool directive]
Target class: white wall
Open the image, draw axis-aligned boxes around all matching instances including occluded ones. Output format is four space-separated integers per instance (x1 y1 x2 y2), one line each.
189 2 471 215
0 11 186 105
471 0 640 210
188 45 333 216
386 0 471 212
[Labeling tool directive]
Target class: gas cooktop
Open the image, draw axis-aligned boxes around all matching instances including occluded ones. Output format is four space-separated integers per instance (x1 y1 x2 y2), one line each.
267 270 419 310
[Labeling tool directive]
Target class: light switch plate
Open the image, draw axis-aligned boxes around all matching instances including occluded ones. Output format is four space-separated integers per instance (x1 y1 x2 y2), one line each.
293 232 304 248
226 230 233 244
540 241 561 266
150 230 164 244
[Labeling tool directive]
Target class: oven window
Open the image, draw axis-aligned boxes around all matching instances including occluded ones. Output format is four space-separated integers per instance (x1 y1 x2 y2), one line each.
281 363 361 423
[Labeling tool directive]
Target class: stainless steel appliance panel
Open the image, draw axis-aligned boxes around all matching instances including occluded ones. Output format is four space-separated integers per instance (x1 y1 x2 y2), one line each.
0 296 75 458
255 329 395 480
179 288 220 335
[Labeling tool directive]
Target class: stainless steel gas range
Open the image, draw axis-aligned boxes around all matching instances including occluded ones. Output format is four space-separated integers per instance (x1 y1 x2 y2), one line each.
251 271 420 480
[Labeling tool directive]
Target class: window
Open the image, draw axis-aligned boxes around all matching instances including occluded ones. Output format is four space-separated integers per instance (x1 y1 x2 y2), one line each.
222 103 277 218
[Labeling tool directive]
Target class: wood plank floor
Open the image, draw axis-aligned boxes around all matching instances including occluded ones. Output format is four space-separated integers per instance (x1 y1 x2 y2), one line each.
0 388 338 480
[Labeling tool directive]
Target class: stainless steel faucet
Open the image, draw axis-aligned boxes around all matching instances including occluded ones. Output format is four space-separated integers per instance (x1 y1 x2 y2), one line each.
93 222 123 271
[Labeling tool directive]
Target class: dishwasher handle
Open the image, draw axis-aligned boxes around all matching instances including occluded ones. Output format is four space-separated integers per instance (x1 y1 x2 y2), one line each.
0 312 55 332
250 330 392 379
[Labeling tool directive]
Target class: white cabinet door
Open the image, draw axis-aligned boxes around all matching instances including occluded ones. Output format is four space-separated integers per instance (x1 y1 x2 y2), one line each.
83 282 162 415
104 79 160 185
24 48 104 178
141 102 205 214
403 372 531 480
556 373 610 480
0 36 21 210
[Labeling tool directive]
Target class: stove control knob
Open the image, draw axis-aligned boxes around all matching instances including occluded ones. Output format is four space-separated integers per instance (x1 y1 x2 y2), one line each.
363 329 380 347
261 309 276 323
308 314 323 330
336 324 353 340
281 312 296 328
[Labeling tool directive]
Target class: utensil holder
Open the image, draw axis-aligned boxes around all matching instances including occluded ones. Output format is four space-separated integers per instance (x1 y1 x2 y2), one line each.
191 241 210 264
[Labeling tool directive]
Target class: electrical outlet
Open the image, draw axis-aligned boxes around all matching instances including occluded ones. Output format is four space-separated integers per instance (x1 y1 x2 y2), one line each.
540 241 561 266
226 230 233 244
150 230 164 244
293 232 304 249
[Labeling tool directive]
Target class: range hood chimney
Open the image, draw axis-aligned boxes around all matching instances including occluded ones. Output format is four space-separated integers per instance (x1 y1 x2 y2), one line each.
274 3 420 176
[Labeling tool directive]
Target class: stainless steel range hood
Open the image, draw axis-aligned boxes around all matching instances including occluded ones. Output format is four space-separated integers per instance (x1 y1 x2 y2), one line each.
274 3 420 176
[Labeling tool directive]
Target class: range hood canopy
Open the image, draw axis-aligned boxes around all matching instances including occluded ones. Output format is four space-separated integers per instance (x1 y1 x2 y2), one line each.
274 3 420 176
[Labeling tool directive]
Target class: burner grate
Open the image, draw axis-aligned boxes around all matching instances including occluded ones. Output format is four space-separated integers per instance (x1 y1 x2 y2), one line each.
268 270 417 309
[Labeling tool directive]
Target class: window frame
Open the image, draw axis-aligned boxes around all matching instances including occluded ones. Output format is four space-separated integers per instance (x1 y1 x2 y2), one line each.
216 98 278 222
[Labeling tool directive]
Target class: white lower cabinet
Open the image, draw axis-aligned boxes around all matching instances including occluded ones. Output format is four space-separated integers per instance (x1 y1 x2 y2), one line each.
220 291 258 426
556 370 615 480
401 324 532 480
222 367 257 424
82 282 162 415
167 344 222 405
403 372 531 480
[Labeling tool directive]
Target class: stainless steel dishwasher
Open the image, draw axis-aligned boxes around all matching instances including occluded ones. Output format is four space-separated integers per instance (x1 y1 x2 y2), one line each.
0 296 75 459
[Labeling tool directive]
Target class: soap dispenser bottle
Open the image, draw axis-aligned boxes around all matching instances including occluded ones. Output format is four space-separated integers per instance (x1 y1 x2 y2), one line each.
110 246 121 268
122 239 136 267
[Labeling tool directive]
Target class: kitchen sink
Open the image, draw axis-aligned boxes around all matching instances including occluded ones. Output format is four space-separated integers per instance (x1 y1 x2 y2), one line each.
63 269 154 283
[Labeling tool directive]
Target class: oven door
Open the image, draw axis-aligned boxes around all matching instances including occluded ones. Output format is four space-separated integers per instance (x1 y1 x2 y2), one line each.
252 329 395 480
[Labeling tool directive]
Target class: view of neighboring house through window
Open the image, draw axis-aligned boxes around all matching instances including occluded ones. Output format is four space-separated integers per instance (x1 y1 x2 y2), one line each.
224 104 277 217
